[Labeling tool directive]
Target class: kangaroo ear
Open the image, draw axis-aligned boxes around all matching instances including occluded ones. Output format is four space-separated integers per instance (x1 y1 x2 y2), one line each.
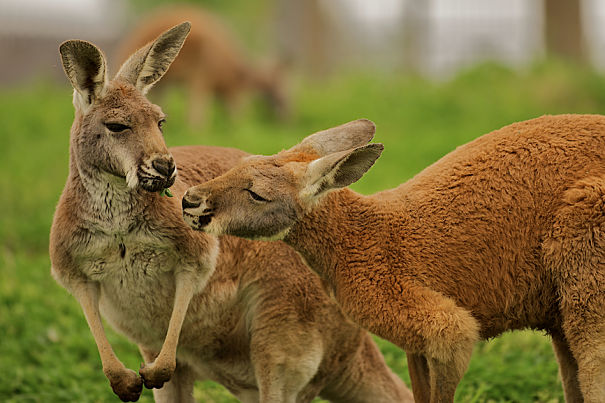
116 22 191 95
301 143 384 199
292 119 376 156
59 40 107 111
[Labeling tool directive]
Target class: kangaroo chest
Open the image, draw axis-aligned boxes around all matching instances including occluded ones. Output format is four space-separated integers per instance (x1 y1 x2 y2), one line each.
79 230 177 281
74 229 181 344
76 228 245 358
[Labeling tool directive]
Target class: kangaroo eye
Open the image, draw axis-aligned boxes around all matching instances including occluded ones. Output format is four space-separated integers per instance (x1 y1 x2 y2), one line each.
245 189 270 202
158 119 166 132
105 123 130 133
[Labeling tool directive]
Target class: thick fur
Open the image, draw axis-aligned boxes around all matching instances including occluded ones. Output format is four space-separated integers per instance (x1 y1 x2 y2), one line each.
184 115 605 402
50 33 412 403
116 6 288 126
52 146 412 403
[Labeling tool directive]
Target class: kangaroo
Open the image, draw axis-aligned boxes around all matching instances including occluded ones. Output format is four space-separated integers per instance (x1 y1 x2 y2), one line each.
183 117 605 402
115 5 289 126
50 26 413 403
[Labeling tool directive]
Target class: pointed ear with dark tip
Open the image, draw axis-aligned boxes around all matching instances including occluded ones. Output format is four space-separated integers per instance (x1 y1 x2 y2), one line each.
116 22 191 95
59 40 107 110
301 143 384 198
292 119 377 156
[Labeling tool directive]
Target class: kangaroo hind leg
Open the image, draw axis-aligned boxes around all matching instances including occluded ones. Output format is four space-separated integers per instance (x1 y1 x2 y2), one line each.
543 176 605 402
551 333 583 403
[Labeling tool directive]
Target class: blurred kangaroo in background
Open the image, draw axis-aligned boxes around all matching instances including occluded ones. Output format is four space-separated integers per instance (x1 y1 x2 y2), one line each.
115 6 289 127
50 23 412 403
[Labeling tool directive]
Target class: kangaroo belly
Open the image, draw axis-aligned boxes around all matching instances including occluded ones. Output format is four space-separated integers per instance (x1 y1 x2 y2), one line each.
98 266 176 349
97 253 250 367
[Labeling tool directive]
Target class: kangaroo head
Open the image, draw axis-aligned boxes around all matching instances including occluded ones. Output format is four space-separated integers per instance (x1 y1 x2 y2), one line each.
60 22 190 192
182 119 383 239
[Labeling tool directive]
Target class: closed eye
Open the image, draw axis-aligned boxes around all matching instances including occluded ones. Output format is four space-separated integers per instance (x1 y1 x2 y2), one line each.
245 189 270 202
105 122 130 133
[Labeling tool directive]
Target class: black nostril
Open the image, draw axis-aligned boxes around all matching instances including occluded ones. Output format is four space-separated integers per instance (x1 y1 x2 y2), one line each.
182 196 201 210
167 160 175 176
153 158 176 177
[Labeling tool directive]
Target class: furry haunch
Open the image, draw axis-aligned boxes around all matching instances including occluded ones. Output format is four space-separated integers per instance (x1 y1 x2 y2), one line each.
184 116 605 402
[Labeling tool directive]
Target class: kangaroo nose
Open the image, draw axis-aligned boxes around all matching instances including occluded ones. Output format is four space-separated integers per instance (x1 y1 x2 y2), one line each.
152 158 176 177
182 194 201 209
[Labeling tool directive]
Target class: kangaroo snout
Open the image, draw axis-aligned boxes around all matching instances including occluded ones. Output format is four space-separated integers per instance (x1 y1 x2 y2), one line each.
152 157 176 178
138 155 177 193
182 194 202 209
182 189 214 214
182 189 217 232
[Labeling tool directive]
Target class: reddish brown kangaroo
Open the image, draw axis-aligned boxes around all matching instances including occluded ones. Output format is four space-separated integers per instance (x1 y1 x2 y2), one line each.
184 117 605 402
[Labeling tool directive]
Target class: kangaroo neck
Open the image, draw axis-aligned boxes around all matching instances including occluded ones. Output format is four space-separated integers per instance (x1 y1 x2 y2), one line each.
284 188 376 289
67 143 147 234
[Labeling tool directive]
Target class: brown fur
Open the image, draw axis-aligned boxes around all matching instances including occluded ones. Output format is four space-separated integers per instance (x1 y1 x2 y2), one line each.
184 116 605 402
51 30 412 402
115 5 289 126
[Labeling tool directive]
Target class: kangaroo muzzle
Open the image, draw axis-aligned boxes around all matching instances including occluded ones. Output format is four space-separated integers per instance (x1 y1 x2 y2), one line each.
152 157 176 178
182 190 214 231
139 154 177 192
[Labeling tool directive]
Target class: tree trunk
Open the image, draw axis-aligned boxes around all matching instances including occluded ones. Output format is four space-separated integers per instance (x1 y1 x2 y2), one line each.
402 0 431 73
544 0 585 62
276 0 329 76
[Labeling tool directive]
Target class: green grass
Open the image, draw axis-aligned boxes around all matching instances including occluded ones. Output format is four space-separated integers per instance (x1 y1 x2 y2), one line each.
3 61 605 401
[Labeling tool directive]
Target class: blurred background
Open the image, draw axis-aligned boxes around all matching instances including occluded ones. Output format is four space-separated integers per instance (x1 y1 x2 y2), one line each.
2 0 605 82
2 0 605 401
